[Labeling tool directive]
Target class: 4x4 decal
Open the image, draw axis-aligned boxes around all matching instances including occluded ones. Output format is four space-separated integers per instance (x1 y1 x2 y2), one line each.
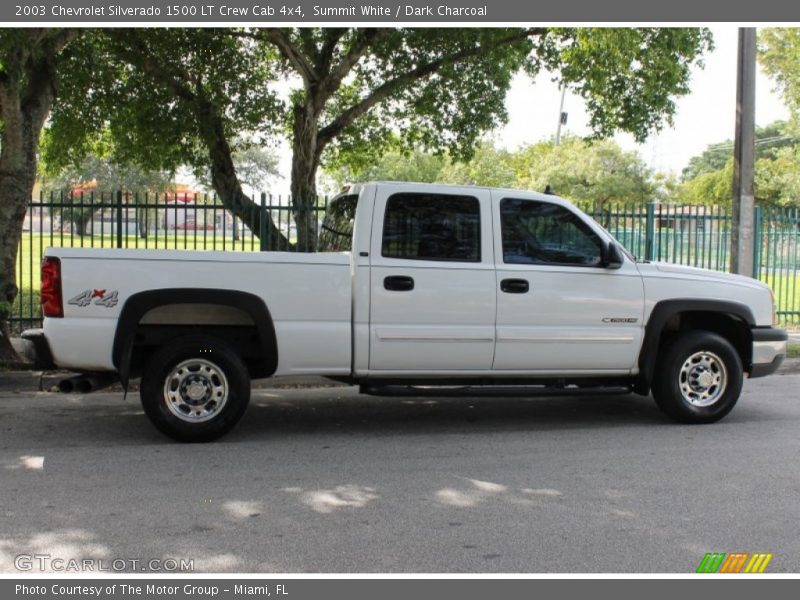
68 289 119 308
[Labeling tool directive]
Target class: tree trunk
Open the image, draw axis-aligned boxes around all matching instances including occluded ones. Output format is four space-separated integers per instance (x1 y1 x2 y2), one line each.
0 58 57 362
290 102 322 253
195 99 290 251
136 206 148 239
0 172 33 363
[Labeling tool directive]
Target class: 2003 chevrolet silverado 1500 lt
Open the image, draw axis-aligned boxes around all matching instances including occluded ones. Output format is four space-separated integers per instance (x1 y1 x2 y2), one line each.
25 182 788 441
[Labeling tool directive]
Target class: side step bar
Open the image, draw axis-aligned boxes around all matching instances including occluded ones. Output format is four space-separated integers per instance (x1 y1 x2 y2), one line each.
359 384 633 398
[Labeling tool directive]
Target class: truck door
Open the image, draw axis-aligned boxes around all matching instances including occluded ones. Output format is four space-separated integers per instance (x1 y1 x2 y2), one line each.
492 195 644 373
368 186 496 372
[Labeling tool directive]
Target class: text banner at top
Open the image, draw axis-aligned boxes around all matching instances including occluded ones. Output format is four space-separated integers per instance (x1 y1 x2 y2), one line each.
3 0 800 23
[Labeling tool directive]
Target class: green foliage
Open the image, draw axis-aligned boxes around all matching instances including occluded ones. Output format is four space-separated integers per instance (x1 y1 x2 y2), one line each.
41 149 174 194
678 159 733 205
759 29 800 125
539 29 713 142
677 121 800 207
326 143 448 188
327 137 662 206
510 137 658 206
0 300 11 321
42 28 712 192
196 143 281 193
43 29 282 177
681 121 793 180
439 144 517 188
754 146 800 206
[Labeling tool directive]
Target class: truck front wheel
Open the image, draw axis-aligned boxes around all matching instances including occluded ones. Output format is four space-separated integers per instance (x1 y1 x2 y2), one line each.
652 331 743 424
140 336 251 442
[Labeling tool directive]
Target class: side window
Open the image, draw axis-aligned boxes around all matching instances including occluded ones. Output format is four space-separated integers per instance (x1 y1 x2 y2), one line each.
500 198 603 266
382 193 481 262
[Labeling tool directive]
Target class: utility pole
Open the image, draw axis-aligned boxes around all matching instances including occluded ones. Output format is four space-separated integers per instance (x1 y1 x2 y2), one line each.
555 85 567 146
731 27 757 276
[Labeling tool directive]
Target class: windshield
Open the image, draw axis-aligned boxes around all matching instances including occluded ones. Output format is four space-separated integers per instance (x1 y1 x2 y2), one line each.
318 193 358 252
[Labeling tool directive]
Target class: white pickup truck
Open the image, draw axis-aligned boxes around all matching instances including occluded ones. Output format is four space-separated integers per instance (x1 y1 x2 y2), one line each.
27 182 787 441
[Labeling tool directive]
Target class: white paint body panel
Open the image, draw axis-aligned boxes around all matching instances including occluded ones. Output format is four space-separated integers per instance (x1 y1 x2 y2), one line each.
45 249 352 374
638 262 774 327
42 181 778 379
367 184 496 371
490 189 644 371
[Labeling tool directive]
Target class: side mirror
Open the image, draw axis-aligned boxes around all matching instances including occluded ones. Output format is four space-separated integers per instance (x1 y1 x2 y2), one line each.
601 241 624 269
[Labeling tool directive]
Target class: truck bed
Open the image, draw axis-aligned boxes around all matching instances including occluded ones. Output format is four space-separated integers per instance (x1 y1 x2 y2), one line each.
44 248 353 375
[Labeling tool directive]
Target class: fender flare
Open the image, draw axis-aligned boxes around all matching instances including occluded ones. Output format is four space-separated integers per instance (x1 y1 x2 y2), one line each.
637 298 755 393
112 288 278 387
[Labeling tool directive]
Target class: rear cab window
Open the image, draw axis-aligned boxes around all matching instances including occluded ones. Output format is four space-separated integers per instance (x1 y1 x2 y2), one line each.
319 193 359 252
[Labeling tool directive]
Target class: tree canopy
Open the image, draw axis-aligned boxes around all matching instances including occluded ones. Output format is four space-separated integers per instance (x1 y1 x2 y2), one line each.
681 121 793 180
677 121 800 207
759 28 800 126
328 137 665 207
43 27 713 249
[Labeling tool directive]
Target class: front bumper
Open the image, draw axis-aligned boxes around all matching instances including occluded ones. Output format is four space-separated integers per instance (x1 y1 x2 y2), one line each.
749 327 788 378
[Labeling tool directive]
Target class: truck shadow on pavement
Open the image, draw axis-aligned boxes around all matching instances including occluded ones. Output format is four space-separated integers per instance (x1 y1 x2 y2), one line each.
230 387 675 441
1 384 781 447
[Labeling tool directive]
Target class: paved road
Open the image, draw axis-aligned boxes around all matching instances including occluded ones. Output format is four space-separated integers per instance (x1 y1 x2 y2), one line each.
1 373 799 574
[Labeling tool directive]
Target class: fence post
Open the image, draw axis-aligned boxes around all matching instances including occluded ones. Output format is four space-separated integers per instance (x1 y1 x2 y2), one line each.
752 205 762 279
259 192 267 251
115 190 123 249
645 202 656 261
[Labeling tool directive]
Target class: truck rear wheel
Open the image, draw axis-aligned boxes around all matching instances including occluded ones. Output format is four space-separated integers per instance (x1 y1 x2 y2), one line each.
140 335 251 442
652 330 743 424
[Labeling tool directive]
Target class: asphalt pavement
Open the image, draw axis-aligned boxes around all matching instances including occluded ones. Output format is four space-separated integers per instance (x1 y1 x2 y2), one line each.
1 372 799 573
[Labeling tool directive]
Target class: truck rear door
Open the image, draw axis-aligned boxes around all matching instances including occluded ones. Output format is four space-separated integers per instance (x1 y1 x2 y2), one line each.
367 185 496 372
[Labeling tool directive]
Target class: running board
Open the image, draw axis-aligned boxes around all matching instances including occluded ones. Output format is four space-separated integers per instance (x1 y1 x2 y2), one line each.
359 384 633 398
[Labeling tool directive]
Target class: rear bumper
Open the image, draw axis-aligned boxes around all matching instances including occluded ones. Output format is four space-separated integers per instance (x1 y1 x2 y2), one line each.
20 329 56 370
750 327 788 378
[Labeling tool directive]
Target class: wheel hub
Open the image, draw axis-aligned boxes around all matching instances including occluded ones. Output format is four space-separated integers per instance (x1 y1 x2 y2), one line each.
164 359 229 423
182 377 211 404
679 350 728 407
695 369 715 389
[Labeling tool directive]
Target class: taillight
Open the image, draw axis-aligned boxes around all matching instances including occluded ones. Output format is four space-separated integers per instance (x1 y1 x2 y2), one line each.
41 257 63 318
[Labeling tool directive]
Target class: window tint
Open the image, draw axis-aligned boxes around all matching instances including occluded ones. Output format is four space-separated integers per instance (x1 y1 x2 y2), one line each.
318 193 358 252
382 193 481 262
500 199 602 266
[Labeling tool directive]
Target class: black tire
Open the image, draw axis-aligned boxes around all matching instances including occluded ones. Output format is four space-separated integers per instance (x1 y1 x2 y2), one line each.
652 330 743 424
140 335 251 442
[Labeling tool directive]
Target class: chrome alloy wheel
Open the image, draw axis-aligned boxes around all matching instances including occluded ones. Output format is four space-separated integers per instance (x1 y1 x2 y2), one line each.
163 359 229 423
678 350 728 407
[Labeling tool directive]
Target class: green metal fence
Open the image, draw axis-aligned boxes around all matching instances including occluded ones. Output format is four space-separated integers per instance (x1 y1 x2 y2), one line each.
11 192 800 333
583 202 799 325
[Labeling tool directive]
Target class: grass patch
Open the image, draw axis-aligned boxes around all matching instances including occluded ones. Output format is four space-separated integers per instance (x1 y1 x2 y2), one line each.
16 232 267 294
787 343 800 358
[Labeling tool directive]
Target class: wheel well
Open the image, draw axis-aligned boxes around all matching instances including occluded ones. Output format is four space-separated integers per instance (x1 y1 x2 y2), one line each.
113 290 278 385
659 311 752 369
637 300 755 394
